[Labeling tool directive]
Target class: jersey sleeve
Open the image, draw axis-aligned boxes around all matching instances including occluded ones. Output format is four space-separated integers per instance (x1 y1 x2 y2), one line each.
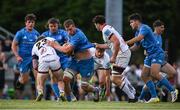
138 26 148 38
103 28 113 40
14 31 22 43
62 30 69 42
32 45 38 60
69 35 81 48
31 45 36 56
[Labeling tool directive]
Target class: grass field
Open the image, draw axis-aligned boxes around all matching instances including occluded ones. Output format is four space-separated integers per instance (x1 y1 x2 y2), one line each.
0 100 180 110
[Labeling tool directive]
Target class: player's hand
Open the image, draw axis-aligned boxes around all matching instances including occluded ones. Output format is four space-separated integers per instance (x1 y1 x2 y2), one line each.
63 43 69 47
16 55 23 62
110 56 116 63
47 40 55 47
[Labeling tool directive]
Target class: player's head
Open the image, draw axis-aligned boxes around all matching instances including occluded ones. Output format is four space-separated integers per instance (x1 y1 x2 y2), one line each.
92 15 105 31
35 36 45 43
25 13 36 31
153 19 165 34
95 48 105 58
128 13 142 30
46 17 61 33
63 19 76 35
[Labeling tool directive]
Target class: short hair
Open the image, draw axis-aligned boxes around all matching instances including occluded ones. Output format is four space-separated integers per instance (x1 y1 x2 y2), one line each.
128 13 142 22
35 36 45 43
92 15 105 25
63 19 75 28
47 18 60 25
96 48 105 52
153 19 164 28
25 13 36 21
45 17 61 28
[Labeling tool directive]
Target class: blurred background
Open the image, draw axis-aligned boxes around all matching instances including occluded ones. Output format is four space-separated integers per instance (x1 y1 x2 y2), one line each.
0 0 180 101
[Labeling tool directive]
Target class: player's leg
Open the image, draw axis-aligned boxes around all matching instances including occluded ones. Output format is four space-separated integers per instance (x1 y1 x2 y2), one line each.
105 69 111 101
36 73 48 101
160 62 178 102
161 62 176 79
111 49 136 102
151 53 177 102
16 59 31 88
97 69 106 100
50 58 65 101
35 60 49 101
79 57 99 102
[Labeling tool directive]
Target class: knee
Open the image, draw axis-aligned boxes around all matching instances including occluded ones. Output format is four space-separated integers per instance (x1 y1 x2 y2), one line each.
168 71 176 79
81 82 89 90
63 70 74 83
99 81 105 86
63 76 71 84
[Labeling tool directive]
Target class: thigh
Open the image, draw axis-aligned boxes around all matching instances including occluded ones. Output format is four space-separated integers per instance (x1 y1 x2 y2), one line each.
161 63 176 77
97 69 106 83
79 58 94 79
18 58 32 74
151 63 162 80
141 66 151 82
116 49 131 68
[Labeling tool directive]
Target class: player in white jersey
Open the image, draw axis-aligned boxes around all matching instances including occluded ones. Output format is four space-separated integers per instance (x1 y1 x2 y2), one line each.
32 36 64 101
92 15 136 102
89 47 111 101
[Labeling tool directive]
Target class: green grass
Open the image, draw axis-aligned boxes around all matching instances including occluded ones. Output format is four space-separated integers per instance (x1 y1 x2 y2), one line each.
0 100 180 110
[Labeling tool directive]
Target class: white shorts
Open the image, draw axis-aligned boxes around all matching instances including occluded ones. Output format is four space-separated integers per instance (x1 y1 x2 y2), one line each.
115 49 131 68
112 49 131 74
38 55 61 73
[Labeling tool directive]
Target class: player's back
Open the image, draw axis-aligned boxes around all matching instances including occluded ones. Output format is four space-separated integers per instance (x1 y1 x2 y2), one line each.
32 37 58 62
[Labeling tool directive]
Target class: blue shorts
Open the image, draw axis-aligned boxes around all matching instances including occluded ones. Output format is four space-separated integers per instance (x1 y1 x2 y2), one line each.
67 57 94 78
18 57 32 74
60 56 71 70
144 52 165 68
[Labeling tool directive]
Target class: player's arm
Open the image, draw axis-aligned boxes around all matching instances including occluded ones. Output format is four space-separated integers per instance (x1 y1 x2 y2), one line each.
32 55 39 71
126 35 144 46
49 41 74 53
11 40 23 62
129 44 140 52
32 46 39 71
109 34 120 63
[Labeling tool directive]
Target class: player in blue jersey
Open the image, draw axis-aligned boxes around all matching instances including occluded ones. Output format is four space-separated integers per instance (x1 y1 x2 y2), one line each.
126 13 178 103
138 19 178 103
48 19 99 102
41 18 69 101
11 13 40 88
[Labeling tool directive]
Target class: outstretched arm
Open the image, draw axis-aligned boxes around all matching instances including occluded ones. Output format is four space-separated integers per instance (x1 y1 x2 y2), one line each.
126 35 144 46
48 41 74 53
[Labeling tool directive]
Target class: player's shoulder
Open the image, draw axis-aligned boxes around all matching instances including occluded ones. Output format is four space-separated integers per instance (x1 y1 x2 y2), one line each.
45 37 55 41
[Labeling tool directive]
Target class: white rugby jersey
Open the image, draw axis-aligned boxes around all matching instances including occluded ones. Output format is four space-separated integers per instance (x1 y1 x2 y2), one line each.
32 37 58 61
89 48 110 70
102 25 129 54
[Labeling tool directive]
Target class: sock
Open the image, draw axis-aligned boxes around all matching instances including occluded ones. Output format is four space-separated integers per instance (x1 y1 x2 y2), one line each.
124 77 136 94
139 86 149 100
51 83 60 98
159 78 174 92
146 80 157 98
120 81 135 99
66 95 71 102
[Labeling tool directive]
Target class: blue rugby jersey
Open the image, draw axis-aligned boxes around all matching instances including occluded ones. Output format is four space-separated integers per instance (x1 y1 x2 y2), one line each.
14 27 40 57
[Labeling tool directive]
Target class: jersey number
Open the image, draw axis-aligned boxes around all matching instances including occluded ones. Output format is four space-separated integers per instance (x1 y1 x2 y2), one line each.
36 39 47 50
